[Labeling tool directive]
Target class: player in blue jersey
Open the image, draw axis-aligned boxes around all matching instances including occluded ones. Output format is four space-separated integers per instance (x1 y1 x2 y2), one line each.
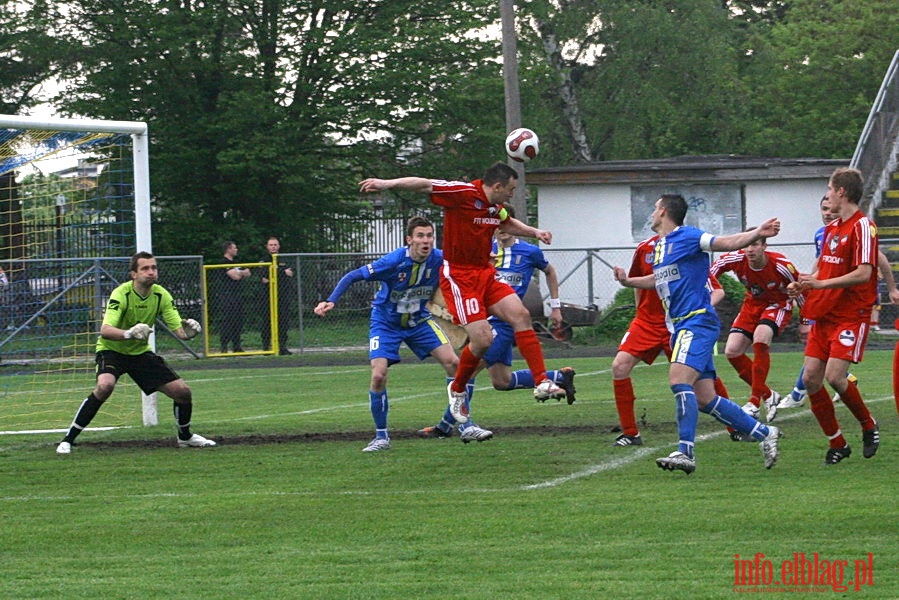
417 208 576 439
613 194 782 474
314 216 490 450
779 196 899 409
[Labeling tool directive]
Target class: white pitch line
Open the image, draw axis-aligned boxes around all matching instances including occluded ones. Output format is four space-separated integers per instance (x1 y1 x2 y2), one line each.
521 394 893 490
0 396 892 503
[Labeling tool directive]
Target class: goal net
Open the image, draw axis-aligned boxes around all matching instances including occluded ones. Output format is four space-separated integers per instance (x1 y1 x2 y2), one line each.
0 115 152 436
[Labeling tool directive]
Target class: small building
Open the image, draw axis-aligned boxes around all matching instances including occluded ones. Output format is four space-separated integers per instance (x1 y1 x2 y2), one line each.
528 155 847 249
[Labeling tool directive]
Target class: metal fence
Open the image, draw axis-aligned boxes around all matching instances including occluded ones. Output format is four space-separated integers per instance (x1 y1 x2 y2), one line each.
12 240 899 364
0 256 204 362
232 243 823 355
851 49 899 211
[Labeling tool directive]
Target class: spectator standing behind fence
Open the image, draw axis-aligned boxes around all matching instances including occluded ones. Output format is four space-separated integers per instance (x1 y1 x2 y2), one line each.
258 236 294 355
56 251 215 454
216 241 250 353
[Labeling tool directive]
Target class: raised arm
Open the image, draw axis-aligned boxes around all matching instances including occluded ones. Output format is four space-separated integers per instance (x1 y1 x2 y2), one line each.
359 177 433 194
710 218 780 253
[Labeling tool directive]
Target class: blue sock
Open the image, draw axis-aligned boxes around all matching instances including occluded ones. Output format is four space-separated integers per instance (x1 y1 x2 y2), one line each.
792 367 806 400
506 369 535 390
701 396 769 441
370 390 388 438
459 379 476 429
671 384 698 459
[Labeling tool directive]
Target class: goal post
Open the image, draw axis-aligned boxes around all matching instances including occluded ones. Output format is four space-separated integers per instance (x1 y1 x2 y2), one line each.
0 115 152 252
0 114 159 431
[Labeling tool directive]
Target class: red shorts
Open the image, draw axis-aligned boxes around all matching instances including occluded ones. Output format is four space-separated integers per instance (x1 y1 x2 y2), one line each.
440 261 515 326
730 304 792 337
805 319 870 364
439 263 516 325
618 317 671 365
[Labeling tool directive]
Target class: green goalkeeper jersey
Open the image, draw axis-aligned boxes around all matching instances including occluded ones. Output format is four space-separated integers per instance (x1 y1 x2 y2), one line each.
97 281 183 355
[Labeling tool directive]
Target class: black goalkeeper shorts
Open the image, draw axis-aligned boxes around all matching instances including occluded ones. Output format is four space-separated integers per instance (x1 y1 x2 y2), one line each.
95 350 181 395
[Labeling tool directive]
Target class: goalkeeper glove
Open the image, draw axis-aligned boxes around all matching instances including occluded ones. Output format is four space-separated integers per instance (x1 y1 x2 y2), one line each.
182 318 202 339
123 323 151 340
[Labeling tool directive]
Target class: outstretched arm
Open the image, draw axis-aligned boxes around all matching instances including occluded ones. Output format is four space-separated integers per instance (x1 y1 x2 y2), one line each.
613 266 655 290
314 266 368 316
359 177 433 194
499 217 553 245
710 218 780 253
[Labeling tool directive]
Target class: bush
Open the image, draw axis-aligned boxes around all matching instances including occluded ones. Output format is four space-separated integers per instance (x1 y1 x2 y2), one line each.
571 287 636 345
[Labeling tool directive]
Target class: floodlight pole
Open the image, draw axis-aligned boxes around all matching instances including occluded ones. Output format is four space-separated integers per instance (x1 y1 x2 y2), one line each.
501 0 527 220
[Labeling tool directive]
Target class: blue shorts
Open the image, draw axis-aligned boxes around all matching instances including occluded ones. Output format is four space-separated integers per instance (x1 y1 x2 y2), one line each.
482 318 514 367
369 318 449 365
669 312 720 380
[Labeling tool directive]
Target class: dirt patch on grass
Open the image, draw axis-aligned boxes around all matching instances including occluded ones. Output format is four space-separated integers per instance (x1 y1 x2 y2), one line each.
68 421 679 451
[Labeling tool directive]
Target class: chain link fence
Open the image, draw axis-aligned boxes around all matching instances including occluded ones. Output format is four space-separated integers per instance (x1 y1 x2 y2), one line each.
12 241 891 364
0 256 204 363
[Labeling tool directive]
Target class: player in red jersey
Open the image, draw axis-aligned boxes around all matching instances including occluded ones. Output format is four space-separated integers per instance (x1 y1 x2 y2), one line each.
610 235 730 446
360 162 564 423
788 167 880 464
710 236 801 423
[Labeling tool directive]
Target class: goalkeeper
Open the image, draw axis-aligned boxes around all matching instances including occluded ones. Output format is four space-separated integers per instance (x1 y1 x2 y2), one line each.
56 252 215 454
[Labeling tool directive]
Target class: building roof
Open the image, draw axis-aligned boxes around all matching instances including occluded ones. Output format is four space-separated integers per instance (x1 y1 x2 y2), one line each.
526 155 848 185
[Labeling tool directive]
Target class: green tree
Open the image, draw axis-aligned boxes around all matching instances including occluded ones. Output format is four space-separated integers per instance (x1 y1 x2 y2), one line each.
50 0 502 257
735 0 899 158
1 0 79 263
517 0 748 162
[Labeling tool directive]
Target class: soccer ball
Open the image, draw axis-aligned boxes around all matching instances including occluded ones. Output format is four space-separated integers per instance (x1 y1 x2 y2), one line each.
505 128 539 162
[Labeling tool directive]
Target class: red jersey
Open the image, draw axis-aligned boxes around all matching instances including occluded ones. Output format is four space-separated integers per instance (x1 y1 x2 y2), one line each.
430 179 508 267
629 236 666 328
803 211 878 322
710 249 799 311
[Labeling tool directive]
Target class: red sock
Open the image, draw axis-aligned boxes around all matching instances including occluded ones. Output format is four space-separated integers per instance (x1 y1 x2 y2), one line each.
809 388 846 448
613 378 638 436
837 380 875 430
727 354 754 388
751 342 772 400
514 329 547 383
713 377 730 399
452 345 481 392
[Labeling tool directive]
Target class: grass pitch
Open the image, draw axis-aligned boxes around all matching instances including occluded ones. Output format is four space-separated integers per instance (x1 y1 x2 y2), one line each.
1 350 897 598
